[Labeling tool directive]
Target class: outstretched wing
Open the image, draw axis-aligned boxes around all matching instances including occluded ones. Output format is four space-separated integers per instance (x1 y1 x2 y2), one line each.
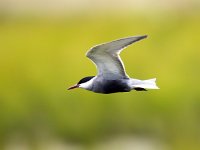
86 35 147 79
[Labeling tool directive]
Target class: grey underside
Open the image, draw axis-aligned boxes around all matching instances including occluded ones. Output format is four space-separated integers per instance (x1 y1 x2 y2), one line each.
90 77 131 94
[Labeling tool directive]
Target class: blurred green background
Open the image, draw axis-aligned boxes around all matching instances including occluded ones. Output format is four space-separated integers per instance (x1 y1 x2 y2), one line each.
0 0 200 149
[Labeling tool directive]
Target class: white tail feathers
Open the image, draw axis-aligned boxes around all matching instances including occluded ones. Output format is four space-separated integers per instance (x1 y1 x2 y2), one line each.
131 78 159 90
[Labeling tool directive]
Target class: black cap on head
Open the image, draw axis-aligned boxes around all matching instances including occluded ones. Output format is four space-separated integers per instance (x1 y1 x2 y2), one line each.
78 76 95 84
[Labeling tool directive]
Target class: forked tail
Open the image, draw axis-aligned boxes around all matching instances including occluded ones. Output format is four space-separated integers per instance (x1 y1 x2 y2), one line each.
131 78 159 90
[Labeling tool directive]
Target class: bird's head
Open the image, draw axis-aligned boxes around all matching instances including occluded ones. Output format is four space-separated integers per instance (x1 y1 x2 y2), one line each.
68 76 95 90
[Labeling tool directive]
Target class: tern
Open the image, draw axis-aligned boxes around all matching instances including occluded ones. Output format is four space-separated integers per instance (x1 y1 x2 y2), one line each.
68 35 159 94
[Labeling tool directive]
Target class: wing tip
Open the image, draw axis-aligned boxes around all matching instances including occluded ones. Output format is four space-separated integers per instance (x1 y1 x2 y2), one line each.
143 35 148 38
124 35 148 44
135 35 148 41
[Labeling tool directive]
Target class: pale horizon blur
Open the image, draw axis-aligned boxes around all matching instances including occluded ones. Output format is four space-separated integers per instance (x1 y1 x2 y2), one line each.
0 0 200 15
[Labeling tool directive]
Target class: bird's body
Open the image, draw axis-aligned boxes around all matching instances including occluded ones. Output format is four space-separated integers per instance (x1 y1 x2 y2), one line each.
68 35 159 94
81 76 131 94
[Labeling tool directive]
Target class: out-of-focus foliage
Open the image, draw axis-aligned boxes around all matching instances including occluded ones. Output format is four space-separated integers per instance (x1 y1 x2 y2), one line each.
0 10 200 149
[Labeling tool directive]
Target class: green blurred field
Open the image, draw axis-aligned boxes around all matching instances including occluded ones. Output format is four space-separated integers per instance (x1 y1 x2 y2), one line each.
0 12 200 149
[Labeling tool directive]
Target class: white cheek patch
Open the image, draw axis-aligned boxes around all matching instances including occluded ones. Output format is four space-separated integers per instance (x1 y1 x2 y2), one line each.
79 77 96 90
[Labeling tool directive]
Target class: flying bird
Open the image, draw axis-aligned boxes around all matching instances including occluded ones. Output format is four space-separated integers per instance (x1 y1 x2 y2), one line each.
68 35 159 94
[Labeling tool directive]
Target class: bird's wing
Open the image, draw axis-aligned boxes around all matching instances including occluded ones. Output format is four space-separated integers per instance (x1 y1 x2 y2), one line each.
86 35 147 79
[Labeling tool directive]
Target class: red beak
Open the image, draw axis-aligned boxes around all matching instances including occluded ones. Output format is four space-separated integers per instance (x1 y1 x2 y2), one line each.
67 84 79 90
